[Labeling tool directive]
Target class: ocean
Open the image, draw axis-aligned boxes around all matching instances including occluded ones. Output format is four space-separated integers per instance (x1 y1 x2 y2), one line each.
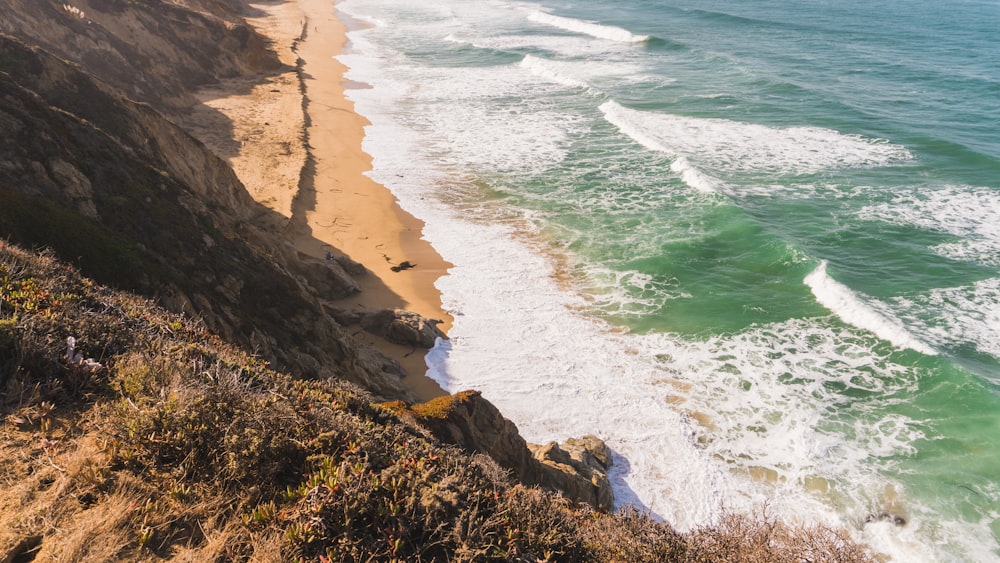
334 0 1000 560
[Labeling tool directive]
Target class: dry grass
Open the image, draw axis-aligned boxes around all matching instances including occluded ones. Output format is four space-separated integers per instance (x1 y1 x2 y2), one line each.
0 243 876 562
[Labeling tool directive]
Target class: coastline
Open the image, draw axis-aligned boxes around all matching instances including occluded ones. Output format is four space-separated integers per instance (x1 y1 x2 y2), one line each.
184 0 451 401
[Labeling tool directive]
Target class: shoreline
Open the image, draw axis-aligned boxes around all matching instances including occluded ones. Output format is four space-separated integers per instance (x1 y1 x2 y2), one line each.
184 0 450 401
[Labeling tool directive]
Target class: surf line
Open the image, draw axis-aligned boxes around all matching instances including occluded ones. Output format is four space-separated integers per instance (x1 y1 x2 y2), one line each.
805 260 936 355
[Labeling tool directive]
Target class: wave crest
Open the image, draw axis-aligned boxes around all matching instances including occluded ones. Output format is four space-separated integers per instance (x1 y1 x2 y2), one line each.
519 55 591 89
599 100 912 174
805 261 936 355
527 11 650 43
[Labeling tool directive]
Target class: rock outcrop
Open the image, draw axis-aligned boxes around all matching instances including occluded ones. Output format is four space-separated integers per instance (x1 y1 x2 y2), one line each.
529 436 615 512
332 308 446 349
409 391 614 511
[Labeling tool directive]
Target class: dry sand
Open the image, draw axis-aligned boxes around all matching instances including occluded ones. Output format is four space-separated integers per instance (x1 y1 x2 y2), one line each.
184 0 451 401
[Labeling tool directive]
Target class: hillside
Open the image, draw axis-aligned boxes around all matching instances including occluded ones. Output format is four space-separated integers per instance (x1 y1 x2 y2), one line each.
0 5 416 400
0 244 872 561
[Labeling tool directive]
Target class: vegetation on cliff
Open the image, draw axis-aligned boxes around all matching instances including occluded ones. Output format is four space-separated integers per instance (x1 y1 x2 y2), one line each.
0 243 874 561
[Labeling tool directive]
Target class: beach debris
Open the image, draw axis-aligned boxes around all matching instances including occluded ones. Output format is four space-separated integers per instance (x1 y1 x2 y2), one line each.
390 261 415 272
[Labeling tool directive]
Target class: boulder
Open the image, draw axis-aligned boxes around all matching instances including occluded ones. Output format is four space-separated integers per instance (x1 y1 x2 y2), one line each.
529 436 615 511
413 390 614 511
329 307 446 348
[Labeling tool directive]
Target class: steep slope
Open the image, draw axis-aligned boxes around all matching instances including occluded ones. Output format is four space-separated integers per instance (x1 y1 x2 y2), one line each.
0 0 279 112
0 243 874 561
0 31 415 400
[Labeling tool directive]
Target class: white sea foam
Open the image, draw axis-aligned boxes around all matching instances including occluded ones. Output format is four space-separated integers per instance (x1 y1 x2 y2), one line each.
444 31 639 58
344 51 586 175
893 278 1000 360
859 185 1000 266
600 100 913 174
527 10 649 43
576 266 691 318
410 73 585 174
518 54 656 92
670 156 723 193
805 261 937 355
519 54 591 89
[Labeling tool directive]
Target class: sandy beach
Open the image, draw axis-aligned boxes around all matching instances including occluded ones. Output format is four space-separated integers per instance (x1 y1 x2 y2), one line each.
184 0 451 400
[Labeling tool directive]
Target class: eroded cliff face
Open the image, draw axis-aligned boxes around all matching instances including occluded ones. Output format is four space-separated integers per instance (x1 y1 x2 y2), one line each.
0 35 255 218
0 22 413 400
0 0 279 112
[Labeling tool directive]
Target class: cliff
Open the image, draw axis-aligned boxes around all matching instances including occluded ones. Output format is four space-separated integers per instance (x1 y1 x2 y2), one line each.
0 243 874 561
0 26 414 400
0 0 278 113
0 0 613 508
0 243 612 560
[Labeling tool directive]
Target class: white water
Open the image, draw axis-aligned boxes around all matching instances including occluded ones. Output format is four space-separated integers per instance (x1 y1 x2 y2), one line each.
519 54 591 89
859 185 1000 267
805 261 937 356
334 0 998 559
600 100 913 174
526 10 650 43
670 156 724 194
894 277 1000 361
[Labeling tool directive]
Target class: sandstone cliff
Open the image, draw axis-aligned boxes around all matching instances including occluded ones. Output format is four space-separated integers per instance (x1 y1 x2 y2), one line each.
0 0 279 112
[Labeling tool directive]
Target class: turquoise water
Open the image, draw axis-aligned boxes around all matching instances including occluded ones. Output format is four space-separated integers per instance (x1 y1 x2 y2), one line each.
337 0 1000 559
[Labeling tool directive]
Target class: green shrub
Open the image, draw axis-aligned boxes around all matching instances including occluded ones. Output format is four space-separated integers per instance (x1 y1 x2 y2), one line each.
0 244 875 562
